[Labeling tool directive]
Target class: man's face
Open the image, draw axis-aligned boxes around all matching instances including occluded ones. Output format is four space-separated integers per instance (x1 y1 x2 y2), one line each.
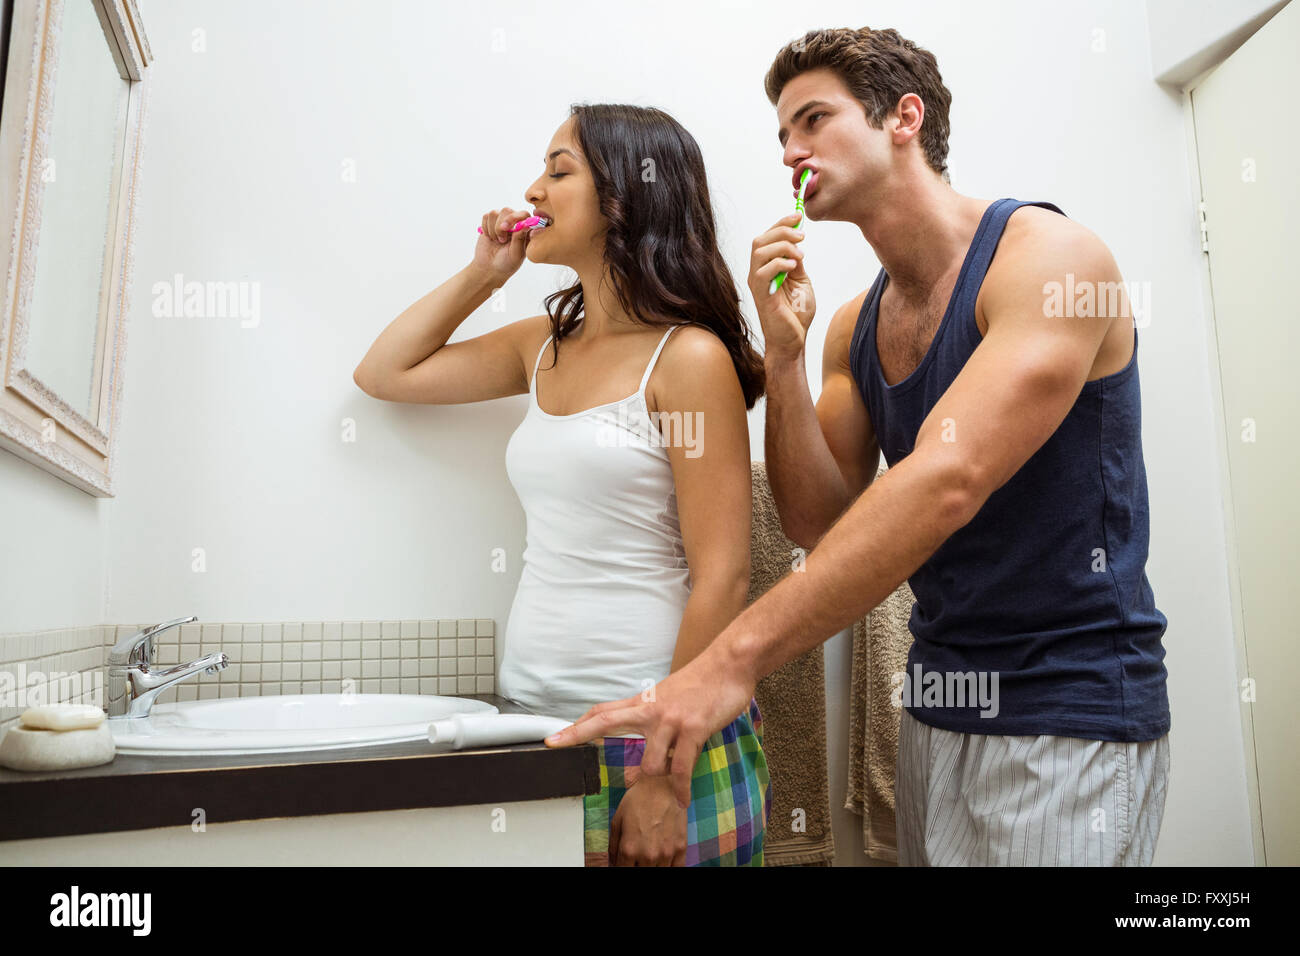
775 68 890 222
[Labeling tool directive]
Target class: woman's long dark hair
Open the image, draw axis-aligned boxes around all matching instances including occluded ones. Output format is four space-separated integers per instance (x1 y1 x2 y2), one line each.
540 104 765 409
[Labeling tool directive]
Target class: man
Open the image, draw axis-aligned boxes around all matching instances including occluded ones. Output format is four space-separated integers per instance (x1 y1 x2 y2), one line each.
545 26 1171 866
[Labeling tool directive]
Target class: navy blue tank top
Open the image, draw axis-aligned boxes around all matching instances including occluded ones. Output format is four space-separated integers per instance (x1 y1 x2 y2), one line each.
849 198 1170 742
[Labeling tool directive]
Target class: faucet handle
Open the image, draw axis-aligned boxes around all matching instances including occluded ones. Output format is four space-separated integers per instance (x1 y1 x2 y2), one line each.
108 615 199 665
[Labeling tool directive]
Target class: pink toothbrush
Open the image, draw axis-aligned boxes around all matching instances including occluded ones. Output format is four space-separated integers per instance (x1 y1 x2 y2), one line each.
477 215 551 235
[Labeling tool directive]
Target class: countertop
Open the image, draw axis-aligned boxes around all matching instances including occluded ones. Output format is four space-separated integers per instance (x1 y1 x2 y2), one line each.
0 694 600 843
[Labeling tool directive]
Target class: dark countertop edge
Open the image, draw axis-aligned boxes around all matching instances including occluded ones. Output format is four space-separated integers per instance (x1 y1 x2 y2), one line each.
0 695 602 843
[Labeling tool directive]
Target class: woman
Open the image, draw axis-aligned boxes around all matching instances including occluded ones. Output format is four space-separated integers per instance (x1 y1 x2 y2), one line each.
353 104 770 866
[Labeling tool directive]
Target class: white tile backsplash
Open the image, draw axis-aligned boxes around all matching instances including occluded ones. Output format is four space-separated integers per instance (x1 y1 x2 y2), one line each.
0 619 497 736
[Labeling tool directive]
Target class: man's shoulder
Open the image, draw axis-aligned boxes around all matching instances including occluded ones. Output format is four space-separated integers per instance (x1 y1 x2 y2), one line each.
824 285 875 369
997 203 1111 273
981 204 1118 324
830 285 875 337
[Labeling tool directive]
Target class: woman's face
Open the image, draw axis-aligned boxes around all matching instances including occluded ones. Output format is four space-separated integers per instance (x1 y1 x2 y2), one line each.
523 116 605 268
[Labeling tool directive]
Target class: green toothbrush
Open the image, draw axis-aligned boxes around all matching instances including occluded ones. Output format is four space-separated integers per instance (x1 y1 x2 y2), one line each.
769 167 811 295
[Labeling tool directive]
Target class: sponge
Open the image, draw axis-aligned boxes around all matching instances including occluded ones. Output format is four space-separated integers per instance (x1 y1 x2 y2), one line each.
0 704 115 772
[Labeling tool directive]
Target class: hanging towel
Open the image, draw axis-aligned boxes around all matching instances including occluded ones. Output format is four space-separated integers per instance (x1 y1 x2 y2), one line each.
844 461 915 863
749 460 835 867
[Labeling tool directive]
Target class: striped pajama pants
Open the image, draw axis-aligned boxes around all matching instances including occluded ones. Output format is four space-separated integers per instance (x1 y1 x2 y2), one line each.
895 708 1171 866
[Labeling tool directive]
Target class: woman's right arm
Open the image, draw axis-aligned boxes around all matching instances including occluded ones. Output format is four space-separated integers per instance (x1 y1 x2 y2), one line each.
352 208 543 404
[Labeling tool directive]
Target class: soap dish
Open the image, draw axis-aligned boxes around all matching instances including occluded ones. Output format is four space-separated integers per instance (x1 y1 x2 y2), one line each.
0 704 116 772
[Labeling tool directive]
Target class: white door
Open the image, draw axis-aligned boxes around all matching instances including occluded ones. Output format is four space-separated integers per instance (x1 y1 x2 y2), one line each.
1191 0 1299 866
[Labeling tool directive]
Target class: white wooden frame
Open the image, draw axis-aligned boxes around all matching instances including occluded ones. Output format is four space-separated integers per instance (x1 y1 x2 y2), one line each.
0 0 151 496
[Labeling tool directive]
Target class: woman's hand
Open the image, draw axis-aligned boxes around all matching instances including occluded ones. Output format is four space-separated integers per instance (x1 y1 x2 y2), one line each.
748 212 816 362
471 207 535 283
609 770 689 866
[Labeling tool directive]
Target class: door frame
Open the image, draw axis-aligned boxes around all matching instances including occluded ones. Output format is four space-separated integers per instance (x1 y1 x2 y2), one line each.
1175 31 1288 866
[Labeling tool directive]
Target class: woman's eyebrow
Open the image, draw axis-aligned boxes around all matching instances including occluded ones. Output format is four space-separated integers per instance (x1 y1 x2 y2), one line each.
544 148 578 163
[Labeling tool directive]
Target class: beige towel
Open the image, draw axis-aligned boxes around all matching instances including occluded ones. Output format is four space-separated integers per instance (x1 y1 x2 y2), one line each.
844 461 915 862
748 460 835 866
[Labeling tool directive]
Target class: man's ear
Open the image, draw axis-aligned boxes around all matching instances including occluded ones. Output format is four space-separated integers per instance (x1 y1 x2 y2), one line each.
893 93 925 142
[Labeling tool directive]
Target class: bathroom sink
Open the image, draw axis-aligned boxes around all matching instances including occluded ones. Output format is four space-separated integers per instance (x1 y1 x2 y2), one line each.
107 693 498 755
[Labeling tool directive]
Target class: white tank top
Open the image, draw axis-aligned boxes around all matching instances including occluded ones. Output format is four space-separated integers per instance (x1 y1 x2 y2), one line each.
498 321 691 729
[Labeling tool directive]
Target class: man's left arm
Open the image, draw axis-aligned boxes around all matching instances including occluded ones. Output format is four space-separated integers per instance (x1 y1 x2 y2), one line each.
548 224 1122 808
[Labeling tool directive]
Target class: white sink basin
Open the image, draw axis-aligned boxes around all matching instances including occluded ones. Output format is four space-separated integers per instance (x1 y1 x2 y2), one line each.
107 693 498 755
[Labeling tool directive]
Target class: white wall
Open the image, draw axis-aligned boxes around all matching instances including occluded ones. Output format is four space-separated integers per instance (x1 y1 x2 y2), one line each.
0 0 1256 865
1146 0 1289 86
0 448 104 632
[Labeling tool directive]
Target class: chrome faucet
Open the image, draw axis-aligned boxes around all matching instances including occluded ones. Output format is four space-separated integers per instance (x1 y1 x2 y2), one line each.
105 615 228 719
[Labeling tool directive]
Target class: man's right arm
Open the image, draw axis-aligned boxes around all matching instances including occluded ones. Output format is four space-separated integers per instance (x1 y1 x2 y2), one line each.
764 291 881 550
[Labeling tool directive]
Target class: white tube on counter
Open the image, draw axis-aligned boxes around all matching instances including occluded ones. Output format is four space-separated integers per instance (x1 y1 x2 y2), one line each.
427 713 574 750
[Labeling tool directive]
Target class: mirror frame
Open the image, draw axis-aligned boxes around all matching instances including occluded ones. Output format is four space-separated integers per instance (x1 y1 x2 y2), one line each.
0 0 151 496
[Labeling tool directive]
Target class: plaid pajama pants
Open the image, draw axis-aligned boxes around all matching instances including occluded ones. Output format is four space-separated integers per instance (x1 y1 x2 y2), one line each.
583 697 771 866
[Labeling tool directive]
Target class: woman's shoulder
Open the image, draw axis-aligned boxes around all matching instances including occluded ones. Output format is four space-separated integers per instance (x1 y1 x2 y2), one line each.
661 321 733 369
647 321 740 412
664 320 727 352
513 313 558 375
